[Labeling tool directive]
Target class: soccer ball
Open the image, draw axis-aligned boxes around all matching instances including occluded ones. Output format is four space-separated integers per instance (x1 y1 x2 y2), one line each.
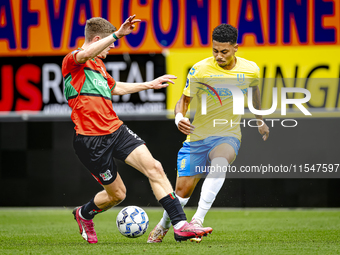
116 206 149 238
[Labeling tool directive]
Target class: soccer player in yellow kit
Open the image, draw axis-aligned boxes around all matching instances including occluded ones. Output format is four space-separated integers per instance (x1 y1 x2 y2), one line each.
148 24 269 243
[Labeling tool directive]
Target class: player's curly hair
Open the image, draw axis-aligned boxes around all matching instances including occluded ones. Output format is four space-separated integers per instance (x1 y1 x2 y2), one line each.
85 17 117 42
212 24 238 44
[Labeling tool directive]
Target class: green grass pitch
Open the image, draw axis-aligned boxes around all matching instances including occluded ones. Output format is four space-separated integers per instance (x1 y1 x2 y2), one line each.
0 208 339 254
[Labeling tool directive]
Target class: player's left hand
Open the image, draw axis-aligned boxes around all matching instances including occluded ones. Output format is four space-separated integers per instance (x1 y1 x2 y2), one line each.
258 121 269 141
149 75 177 90
116 15 141 38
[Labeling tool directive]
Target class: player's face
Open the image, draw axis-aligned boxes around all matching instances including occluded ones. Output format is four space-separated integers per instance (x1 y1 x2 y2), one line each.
212 40 238 69
97 35 115 59
98 43 115 59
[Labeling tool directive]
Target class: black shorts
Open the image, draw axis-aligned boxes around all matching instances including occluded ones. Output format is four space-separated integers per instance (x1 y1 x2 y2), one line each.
73 124 145 185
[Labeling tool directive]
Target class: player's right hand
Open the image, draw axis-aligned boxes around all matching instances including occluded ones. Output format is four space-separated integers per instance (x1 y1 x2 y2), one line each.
258 122 270 141
178 118 195 136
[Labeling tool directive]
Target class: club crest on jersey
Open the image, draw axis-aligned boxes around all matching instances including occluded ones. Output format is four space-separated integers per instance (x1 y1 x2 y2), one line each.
100 170 112 181
237 73 245 83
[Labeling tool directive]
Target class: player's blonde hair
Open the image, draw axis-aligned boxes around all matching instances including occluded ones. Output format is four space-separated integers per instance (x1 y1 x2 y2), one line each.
85 17 116 42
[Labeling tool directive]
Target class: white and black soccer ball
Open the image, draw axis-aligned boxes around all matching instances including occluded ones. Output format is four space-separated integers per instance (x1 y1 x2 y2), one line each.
116 206 149 238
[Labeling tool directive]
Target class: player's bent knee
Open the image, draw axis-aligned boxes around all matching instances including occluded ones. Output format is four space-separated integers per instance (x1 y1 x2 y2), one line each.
105 184 127 205
117 190 126 202
117 186 127 201
175 186 193 198
154 160 164 172
108 191 126 206
145 160 166 180
153 160 166 177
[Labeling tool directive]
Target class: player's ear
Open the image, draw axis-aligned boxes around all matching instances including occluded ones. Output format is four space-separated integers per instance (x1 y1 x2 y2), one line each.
234 44 238 52
92 35 101 43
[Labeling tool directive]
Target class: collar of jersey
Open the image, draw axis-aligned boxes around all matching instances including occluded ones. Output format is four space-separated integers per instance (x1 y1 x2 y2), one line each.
214 56 239 71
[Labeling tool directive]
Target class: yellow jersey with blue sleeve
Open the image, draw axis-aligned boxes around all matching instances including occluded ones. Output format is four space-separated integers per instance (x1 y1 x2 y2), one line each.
183 56 260 143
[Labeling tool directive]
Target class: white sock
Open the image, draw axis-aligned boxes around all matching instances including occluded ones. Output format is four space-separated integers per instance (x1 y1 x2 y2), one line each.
159 195 190 229
173 220 186 230
193 157 228 223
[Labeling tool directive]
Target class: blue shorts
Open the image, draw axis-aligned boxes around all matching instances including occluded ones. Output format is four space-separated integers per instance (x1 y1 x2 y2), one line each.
177 136 240 177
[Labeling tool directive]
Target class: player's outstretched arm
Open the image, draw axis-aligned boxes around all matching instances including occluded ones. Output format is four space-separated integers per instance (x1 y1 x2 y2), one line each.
112 75 176 95
252 86 270 141
76 15 141 63
175 95 194 136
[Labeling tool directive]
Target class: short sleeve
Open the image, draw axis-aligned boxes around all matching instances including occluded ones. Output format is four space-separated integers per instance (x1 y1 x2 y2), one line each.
183 65 200 97
249 63 260 87
107 73 116 91
62 50 83 75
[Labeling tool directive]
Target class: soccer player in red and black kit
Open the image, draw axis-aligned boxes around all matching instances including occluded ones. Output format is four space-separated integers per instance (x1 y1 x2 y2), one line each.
61 15 212 244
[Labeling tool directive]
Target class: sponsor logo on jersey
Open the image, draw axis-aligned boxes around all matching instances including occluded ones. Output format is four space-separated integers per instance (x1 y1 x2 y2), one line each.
209 74 224 77
93 78 109 88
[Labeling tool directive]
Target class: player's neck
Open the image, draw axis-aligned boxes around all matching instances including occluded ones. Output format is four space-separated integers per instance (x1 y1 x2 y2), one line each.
223 56 237 70
81 43 89 50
